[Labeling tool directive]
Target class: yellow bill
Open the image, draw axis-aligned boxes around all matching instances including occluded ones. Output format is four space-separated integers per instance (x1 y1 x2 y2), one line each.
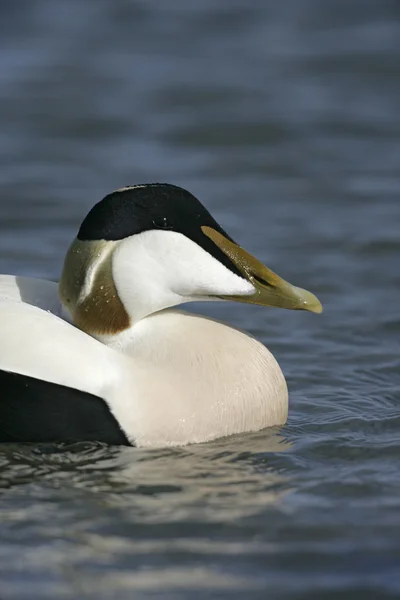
202 226 322 314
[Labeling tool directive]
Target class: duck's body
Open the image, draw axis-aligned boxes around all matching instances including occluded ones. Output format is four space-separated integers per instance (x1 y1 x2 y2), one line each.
0 184 321 447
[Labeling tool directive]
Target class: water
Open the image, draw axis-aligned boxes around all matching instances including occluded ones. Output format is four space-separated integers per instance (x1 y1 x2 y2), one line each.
0 1 399 598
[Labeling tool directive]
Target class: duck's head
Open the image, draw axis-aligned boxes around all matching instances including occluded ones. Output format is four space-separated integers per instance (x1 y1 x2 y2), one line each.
59 183 322 337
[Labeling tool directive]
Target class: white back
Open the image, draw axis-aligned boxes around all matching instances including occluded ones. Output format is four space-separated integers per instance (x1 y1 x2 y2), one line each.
0 274 61 314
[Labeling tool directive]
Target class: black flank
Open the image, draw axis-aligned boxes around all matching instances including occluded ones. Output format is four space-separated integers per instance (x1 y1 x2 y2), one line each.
0 370 131 445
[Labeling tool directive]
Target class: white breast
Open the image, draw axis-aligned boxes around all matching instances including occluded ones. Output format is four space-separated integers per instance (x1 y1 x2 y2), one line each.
99 309 288 447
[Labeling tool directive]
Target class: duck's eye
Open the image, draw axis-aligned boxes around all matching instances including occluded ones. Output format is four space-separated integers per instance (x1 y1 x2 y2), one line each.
153 216 171 230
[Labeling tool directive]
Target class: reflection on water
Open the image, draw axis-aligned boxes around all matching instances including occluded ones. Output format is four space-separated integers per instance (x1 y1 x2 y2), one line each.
0 430 292 518
1 431 292 597
0 0 400 598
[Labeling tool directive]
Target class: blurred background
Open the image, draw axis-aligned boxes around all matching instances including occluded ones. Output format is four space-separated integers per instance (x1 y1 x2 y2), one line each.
0 1 399 599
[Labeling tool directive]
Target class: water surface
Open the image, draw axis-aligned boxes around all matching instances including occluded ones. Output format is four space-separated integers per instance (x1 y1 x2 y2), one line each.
0 1 399 598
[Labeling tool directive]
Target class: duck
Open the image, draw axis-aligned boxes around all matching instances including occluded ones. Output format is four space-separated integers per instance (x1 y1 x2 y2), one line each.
0 183 322 448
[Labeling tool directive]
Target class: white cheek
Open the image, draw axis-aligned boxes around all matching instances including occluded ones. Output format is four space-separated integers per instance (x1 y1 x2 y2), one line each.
165 235 255 297
112 230 255 321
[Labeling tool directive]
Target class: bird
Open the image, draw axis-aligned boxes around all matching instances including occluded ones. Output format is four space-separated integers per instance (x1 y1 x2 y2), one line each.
0 183 322 448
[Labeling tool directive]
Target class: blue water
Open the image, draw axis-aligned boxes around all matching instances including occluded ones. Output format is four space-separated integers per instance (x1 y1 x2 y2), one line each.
0 2 399 598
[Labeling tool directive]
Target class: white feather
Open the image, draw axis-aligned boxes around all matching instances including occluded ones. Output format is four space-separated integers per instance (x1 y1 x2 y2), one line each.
112 230 255 324
0 274 61 314
0 275 287 447
0 230 289 448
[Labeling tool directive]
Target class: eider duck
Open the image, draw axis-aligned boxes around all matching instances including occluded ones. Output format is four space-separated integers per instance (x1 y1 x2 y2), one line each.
0 184 321 447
